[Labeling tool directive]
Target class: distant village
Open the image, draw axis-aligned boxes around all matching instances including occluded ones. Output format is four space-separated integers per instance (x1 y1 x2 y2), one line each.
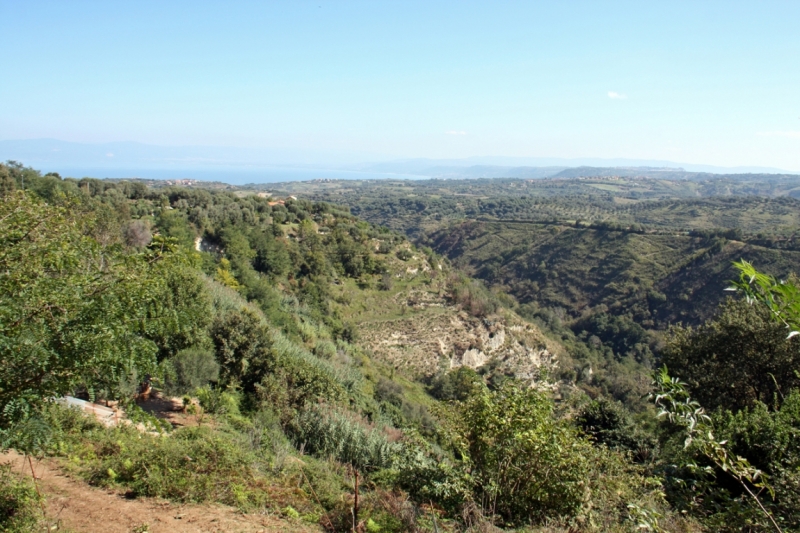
163 179 198 186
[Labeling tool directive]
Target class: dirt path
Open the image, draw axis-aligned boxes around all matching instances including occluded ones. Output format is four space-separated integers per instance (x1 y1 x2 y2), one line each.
1 451 322 533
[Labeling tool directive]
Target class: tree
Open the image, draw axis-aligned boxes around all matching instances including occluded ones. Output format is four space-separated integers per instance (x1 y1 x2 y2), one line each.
0 165 15 196
139 252 212 361
577 396 654 454
209 308 273 393
155 208 196 248
428 366 483 402
0 193 189 427
251 232 291 277
661 298 800 412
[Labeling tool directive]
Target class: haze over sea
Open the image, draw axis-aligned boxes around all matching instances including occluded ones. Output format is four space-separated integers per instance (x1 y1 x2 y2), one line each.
49 166 425 185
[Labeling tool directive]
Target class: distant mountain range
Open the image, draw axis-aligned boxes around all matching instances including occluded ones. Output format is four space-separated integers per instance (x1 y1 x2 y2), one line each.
1 138 796 183
353 156 795 176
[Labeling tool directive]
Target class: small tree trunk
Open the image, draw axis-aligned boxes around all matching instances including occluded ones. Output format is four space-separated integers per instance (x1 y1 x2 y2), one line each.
352 467 359 532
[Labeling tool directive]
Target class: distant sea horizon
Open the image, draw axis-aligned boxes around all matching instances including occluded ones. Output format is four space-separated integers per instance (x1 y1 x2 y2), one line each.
42 166 428 185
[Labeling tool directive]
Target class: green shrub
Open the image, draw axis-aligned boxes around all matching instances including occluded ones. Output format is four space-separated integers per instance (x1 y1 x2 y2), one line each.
389 442 472 516
195 385 240 415
164 348 219 396
447 275 499 317
379 271 394 291
0 464 43 533
661 299 800 412
455 384 593 526
297 457 349 510
80 424 269 509
313 339 338 360
428 366 483 402
699 390 800 530
577 396 655 456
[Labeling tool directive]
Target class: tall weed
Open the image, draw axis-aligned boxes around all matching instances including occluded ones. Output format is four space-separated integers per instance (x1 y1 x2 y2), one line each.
291 405 399 471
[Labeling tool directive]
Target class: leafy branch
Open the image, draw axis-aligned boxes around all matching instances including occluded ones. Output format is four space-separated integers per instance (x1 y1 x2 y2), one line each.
729 259 800 338
650 366 783 533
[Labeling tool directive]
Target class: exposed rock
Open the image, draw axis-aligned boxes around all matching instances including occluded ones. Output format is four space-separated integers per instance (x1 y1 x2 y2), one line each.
358 300 559 383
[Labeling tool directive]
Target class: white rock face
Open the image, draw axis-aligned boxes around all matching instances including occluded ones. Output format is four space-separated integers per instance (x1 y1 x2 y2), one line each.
455 348 488 369
357 290 560 383
485 328 505 351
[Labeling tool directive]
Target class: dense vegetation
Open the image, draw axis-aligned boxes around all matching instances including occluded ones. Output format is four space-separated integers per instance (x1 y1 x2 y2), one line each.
275 174 800 414
2 162 799 532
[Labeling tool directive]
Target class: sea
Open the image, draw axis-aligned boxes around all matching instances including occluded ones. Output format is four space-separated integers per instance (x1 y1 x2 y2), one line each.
48 166 426 185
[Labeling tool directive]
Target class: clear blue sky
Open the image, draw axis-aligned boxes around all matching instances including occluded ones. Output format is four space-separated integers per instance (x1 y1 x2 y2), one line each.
1 0 799 169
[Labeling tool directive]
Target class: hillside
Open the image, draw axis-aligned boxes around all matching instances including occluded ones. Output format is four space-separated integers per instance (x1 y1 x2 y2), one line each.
3 163 799 532
261 176 800 330
428 220 800 328
259 176 800 240
3 163 599 533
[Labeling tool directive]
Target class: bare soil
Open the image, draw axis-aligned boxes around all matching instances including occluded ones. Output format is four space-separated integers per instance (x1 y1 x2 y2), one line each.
1 450 322 533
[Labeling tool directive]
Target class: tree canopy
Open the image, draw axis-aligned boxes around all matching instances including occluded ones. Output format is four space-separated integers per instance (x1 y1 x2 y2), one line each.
0 191 208 427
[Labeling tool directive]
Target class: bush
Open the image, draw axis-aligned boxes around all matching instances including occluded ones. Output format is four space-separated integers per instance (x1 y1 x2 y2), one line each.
375 379 403 408
577 396 655 456
661 298 800 412
195 385 241 415
379 271 394 291
447 276 498 318
313 339 338 360
75 423 272 510
428 366 483 402
389 439 471 516
702 390 800 530
455 384 593 526
164 348 219 396
0 464 43 533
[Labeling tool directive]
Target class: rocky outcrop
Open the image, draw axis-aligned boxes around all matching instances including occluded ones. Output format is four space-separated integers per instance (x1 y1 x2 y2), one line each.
358 300 559 383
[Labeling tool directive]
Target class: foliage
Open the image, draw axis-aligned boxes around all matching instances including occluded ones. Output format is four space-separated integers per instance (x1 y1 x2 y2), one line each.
452 384 593 526
0 463 43 533
428 366 483 402
163 348 219 396
139 253 212 362
0 192 181 427
290 405 399 471
730 259 800 335
577 396 655 455
574 312 655 366
447 275 499 318
661 298 800 412
210 308 273 392
13 165 797 531
42 402 291 511
709 391 800 530
650 367 784 532
387 449 472 518
214 258 241 289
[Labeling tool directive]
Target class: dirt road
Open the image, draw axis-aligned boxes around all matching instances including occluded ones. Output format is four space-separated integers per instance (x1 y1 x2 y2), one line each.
1 450 322 533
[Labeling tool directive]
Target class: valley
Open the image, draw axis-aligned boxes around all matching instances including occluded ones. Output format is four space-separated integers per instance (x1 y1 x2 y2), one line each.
2 163 800 532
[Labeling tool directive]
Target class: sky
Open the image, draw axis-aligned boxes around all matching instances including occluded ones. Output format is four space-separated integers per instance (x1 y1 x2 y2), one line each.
1 0 799 170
